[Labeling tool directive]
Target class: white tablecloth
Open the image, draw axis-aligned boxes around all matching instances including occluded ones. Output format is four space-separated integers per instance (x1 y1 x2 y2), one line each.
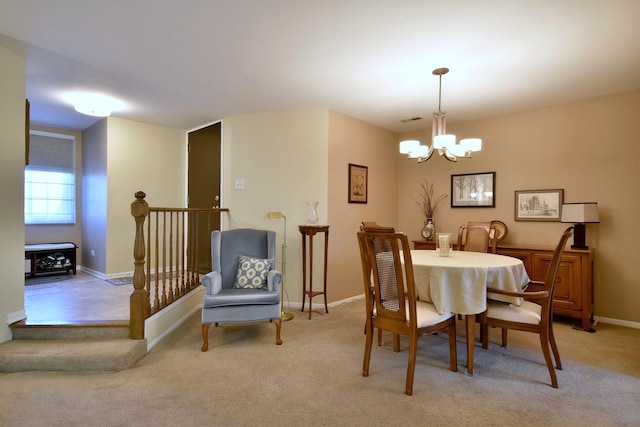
409 250 530 315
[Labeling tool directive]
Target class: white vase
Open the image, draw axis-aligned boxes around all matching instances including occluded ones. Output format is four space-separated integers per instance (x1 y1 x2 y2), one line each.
306 201 319 224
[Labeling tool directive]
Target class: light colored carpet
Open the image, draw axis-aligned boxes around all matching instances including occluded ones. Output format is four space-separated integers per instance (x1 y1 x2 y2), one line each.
0 299 638 426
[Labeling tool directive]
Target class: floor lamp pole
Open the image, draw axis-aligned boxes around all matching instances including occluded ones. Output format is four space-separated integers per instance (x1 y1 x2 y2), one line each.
280 216 294 321
265 211 294 321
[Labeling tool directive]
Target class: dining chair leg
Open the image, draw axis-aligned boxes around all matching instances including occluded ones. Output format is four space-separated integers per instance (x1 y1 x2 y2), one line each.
405 334 418 396
465 315 475 375
539 329 558 388
548 323 562 370
362 324 374 377
448 322 458 372
480 323 489 349
392 333 400 352
501 328 508 347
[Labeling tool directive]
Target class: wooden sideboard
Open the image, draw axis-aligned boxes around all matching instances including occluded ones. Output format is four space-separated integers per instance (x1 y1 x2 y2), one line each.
412 240 594 330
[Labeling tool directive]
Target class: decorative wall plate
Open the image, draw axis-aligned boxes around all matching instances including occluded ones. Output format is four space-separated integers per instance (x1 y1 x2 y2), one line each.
490 220 508 243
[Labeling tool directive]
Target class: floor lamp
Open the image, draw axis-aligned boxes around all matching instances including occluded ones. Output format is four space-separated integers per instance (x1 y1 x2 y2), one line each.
265 211 294 321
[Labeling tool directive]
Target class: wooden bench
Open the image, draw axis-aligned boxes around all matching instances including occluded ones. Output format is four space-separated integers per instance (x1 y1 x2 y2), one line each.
25 242 77 278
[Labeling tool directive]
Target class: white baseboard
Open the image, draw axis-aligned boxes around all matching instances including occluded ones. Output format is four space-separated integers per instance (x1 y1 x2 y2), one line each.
77 266 109 280
594 315 640 330
282 294 365 313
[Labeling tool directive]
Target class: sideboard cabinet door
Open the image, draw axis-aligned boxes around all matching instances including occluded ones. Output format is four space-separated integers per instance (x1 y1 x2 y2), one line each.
533 253 582 312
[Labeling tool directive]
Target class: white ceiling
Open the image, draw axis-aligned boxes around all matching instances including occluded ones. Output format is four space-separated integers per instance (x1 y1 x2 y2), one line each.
2 0 640 133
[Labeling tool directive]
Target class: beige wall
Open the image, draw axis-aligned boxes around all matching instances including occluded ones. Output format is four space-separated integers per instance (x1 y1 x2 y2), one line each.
81 117 186 276
105 117 186 274
25 125 83 266
223 109 329 304
0 45 26 342
397 90 640 325
327 110 399 302
223 109 398 307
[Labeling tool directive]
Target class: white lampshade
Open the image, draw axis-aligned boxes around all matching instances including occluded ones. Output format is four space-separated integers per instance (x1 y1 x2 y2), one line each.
409 144 430 158
433 134 456 149
561 203 600 223
460 138 482 152
399 140 419 154
446 142 467 157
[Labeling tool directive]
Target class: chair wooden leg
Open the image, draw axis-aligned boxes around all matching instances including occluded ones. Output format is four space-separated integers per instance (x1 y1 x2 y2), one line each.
405 334 418 396
549 323 562 370
363 323 374 377
501 328 508 347
481 323 489 349
392 333 400 352
201 323 211 352
539 330 558 388
377 328 382 346
448 322 458 372
271 318 282 345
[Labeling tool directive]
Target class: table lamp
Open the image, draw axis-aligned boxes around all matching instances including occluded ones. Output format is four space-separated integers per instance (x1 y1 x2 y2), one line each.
265 211 294 321
560 202 600 249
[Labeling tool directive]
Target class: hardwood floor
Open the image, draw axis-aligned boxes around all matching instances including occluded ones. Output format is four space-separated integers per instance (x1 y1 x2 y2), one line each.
23 271 130 325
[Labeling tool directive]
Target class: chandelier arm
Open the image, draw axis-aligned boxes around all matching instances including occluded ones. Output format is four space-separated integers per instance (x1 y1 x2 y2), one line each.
444 150 458 162
417 147 435 163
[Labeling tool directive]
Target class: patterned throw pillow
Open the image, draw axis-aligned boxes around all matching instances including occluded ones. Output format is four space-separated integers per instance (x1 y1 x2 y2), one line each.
233 255 273 289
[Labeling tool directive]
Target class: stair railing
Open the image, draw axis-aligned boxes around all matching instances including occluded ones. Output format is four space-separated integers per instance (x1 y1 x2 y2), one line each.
130 191 228 339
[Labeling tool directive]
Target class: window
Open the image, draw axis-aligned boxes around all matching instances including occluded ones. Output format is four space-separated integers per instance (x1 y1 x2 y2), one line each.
25 131 76 225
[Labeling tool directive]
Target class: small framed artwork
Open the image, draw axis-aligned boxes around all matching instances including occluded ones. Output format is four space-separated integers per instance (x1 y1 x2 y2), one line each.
514 189 564 221
348 163 367 204
451 172 495 207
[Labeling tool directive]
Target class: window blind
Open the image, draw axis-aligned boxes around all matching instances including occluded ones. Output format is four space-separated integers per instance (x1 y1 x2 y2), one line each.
25 131 76 225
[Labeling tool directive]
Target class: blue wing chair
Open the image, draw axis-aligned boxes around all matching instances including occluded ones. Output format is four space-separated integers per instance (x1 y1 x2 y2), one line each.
201 228 283 352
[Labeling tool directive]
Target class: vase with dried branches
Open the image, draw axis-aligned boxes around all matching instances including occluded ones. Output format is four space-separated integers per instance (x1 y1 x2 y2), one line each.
409 179 448 241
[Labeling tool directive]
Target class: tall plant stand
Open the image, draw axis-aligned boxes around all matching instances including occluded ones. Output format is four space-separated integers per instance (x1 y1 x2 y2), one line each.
299 225 329 319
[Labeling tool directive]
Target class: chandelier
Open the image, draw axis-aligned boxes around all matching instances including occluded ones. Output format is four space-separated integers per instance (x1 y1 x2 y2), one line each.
399 68 482 163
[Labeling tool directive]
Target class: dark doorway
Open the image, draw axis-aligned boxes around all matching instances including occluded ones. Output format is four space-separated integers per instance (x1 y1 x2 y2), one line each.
187 122 222 273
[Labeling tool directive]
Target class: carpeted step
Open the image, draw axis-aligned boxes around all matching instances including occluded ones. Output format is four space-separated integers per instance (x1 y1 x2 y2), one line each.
10 321 130 340
0 338 147 372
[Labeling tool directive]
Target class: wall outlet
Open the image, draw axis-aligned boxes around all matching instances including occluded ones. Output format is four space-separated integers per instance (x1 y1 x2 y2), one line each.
90 250 95 256
235 179 245 190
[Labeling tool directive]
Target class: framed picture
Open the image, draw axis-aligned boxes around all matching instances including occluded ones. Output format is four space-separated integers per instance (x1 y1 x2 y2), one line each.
348 163 367 203
514 189 564 221
451 172 495 207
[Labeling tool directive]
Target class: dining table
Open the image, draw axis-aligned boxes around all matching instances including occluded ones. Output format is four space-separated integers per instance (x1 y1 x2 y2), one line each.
409 249 530 375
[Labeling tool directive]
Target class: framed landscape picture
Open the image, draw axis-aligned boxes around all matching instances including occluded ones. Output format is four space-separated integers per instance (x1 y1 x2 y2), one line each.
348 163 367 203
514 189 564 221
450 172 495 207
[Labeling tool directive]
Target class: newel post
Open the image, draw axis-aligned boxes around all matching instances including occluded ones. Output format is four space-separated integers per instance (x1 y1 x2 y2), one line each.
130 191 150 339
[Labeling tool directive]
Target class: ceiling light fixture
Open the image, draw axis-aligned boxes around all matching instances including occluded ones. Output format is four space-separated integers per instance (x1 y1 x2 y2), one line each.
62 91 126 118
399 68 482 163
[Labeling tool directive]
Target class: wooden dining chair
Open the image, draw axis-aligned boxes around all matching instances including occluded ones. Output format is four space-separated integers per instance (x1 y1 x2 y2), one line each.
357 227 457 395
478 226 574 388
457 222 496 252
456 221 498 253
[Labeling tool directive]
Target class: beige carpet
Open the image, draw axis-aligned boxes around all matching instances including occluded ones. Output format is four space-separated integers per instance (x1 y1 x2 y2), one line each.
0 299 639 426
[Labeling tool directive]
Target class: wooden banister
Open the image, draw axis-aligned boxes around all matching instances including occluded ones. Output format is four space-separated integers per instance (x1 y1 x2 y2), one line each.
130 191 150 339
130 191 229 340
